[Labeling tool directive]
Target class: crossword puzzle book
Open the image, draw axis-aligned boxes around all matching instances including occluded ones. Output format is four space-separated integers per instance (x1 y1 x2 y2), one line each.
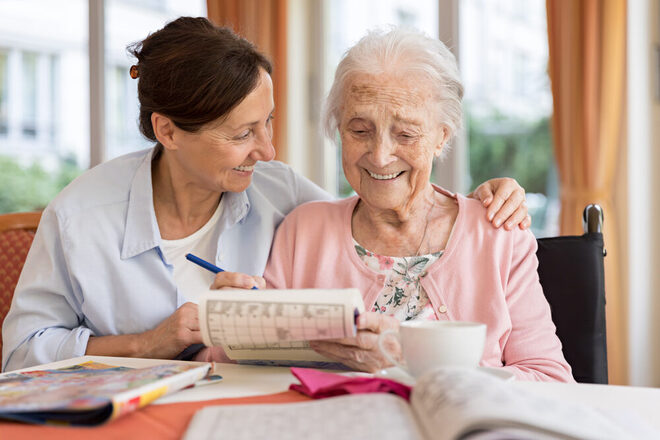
198 288 365 366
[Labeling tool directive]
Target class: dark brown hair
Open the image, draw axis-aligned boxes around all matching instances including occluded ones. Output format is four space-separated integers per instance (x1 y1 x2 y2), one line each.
128 17 272 141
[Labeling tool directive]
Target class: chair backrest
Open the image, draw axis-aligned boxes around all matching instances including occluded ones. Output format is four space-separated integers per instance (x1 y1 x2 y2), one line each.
535 205 608 384
0 212 42 360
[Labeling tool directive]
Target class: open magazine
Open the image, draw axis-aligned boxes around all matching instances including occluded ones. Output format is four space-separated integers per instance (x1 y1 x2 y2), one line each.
198 288 364 367
183 368 658 440
0 361 211 425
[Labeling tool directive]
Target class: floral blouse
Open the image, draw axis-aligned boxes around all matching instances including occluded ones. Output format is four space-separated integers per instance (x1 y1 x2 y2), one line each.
354 239 443 321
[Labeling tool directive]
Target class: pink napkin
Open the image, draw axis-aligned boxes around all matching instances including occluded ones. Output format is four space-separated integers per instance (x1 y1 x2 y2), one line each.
289 367 412 401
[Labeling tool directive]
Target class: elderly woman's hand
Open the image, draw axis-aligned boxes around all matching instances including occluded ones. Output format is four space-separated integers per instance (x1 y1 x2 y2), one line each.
210 271 266 290
469 177 531 230
309 312 401 373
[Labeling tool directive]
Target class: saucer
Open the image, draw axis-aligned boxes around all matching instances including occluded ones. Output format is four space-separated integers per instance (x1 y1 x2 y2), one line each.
375 367 416 385
478 366 515 382
375 366 515 384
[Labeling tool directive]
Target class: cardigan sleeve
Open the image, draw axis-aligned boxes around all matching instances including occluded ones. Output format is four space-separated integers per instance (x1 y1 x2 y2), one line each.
500 228 575 382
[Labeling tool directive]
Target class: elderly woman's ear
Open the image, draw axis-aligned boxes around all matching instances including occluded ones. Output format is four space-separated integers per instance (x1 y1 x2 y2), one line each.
434 127 450 158
468 178 531 230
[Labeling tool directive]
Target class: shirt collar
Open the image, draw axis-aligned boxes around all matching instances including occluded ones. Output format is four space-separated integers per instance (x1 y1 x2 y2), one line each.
121 148 161 259
219 190 251 227
120 148 252 259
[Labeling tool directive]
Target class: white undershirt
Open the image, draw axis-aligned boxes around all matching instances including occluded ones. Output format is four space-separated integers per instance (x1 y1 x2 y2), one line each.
161 198 224 303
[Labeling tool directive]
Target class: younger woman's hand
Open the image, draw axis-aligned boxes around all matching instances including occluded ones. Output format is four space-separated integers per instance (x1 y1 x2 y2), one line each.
469 177 531 230
139 302 202 359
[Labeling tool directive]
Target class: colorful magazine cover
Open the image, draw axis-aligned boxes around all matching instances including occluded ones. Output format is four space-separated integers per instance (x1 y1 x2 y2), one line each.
0 361 213 425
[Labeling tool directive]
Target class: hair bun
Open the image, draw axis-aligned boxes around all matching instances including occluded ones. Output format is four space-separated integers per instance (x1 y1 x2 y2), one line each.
129 65 139 79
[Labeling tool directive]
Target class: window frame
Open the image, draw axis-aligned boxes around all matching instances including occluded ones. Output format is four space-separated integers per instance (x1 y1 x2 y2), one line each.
89 0 105 167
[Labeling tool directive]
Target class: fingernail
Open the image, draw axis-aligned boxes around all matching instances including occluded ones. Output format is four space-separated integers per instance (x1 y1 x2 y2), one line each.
494 219 502 227
505 221 513 229
488 212 494 221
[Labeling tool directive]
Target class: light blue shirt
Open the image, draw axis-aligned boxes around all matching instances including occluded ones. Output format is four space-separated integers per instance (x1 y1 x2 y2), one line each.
2 148 331 371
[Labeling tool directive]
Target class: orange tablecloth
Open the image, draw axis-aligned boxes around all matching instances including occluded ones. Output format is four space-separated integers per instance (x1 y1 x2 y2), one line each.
0 390 311 440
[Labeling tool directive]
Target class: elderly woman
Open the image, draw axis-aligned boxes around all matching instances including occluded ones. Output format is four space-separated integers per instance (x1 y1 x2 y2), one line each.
264 28 573 382
2 18 527 372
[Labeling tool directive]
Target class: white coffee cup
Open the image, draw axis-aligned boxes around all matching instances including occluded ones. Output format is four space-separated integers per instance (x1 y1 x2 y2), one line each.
378 321 487 378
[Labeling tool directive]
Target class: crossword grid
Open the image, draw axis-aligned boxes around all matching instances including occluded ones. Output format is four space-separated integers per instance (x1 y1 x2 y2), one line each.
206 300 349 349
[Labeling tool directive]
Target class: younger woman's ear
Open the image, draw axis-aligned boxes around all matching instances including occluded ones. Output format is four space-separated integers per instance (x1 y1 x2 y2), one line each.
151 113 177 151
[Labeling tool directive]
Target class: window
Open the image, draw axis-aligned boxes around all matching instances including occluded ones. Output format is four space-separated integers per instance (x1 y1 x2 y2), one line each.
0 51 7 135
0 0 205 213
21 52 38 138
460 0 557 237
104 0 206 159
106 64 136 155
0 1 85 213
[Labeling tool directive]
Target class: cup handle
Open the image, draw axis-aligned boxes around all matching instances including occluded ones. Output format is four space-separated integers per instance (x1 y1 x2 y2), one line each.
378 328 406 371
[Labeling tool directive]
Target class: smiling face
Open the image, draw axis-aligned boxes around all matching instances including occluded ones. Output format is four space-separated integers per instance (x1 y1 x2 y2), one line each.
165 68 276 194
339 72 449 214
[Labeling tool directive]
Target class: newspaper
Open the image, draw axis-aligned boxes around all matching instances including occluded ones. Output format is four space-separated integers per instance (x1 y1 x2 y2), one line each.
198 288 364 366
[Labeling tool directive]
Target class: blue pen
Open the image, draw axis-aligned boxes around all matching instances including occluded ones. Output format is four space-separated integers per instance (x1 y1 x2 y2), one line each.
185 253 258 289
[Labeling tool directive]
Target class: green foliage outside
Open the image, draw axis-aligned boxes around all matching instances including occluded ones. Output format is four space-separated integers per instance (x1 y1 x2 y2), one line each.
468 113 554 195
468 111 557 236
0 154 82 213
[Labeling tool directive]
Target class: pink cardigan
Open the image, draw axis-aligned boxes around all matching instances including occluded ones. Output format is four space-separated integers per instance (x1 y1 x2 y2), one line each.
264 186 574 382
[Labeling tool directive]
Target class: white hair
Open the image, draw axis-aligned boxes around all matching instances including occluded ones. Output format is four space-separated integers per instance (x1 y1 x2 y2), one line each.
322 27 464 154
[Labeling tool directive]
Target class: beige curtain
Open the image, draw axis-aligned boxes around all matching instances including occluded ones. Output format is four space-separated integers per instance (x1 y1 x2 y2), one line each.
207 0 288 160
546 0 627 384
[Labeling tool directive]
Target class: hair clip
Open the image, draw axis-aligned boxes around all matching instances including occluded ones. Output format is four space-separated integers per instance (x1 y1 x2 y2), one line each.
129 65 139 79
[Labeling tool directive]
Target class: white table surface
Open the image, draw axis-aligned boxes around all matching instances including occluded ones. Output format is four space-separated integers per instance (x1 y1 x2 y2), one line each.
4 356 660 431
3 355 301 401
